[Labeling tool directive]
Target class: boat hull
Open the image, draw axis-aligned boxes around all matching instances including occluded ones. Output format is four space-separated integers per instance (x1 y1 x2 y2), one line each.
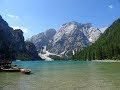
1 68 20 72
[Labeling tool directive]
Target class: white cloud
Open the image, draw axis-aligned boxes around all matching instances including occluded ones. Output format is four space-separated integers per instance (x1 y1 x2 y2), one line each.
108 5 114 9
12 26 29 33
7 14 19 19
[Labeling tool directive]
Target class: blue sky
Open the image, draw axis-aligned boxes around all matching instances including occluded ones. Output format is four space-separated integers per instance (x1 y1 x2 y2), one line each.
0 0 120 39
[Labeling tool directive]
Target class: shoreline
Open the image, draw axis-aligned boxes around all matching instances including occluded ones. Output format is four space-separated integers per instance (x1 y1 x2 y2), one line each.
92 60 120 62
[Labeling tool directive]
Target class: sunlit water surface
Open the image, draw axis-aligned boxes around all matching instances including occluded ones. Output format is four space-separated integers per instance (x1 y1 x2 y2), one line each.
0 61 120 90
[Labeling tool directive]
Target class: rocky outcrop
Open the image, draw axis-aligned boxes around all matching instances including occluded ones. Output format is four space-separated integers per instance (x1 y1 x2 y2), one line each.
0 15 41 61
31 29 56 52
87 27 102 43
12 29 41 60
13 29 26 52
25 41 41 60
0 15 15 60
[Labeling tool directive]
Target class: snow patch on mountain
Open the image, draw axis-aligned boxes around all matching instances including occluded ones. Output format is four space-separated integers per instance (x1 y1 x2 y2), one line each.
88 27 102 43
100 27 108 33
39 51 59 61
31 21 103 58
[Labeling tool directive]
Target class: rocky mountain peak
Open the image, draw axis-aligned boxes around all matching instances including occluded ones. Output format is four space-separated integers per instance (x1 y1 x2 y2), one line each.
47 21 93 55
31 21 102 57
0 15 2 19
88 27 102 43
13 29 24 43
31 28 56 52
62 21 80 26
53 21 81 43
44 29 56 37
82 23 92 28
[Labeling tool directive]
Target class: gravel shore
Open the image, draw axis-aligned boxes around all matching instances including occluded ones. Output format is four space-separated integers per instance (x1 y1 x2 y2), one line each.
92 60 120 62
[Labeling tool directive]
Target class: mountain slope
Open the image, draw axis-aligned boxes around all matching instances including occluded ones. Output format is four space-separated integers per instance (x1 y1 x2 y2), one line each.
0 15 15 60
0 15 41 60
31 21 102 60
31 29 56 52
13 29 41 60
47 22 90 55
73 18 120 60
47 21 102 55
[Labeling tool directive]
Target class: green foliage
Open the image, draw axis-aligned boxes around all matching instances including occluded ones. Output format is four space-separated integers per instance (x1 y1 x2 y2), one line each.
73 18 120 60
49 54 72 60
49 55 65 60
16 53 33 61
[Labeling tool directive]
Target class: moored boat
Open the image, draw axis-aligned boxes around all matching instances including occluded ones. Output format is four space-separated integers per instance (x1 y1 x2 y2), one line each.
0 59 31 74
1 68 20 72
20 69 31 74
1 66 20 72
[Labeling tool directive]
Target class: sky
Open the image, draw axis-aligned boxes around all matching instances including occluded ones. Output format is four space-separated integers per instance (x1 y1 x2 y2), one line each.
0 0 120 39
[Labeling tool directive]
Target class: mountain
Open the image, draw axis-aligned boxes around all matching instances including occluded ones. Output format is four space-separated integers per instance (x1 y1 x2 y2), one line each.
13 29 26 53
47 22 102 55
47 22 91 55
31 29 56 52
73 18 120 60
25 41 41 60
88 27 102 43
0 15 15 60
31 21 102 59
0 15 41 61
13 29 41 60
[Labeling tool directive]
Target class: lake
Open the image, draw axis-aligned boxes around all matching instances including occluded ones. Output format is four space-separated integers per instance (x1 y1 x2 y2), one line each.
0 61 120 90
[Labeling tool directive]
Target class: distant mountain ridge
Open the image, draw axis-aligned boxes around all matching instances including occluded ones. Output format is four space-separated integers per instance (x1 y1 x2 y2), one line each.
31 29 56 52
31 21 102 59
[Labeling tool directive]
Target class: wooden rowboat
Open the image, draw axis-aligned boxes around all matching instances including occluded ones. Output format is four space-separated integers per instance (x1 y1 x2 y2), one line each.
20 69 31 74
1 67 20 72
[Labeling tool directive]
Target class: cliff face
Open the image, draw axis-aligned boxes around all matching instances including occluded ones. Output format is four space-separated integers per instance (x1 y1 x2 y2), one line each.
31 29 56 52
13 29 41 60
13 29 26 52
0 15 15 60
25 41 41 60
0 15 41 61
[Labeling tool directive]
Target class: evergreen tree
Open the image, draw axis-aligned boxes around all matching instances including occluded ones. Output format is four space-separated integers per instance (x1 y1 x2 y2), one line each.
73 18 120 60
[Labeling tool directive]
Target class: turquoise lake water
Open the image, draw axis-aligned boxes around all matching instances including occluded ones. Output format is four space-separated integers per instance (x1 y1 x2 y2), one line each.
0 61 120 90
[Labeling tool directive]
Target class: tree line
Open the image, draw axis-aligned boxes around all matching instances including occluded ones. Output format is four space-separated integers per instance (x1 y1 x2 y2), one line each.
73 19 120 60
